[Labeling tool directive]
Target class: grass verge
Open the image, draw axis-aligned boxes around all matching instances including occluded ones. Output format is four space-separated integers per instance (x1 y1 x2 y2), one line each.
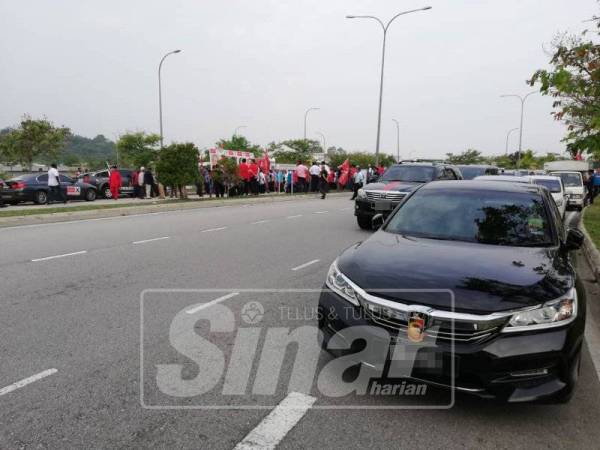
584 201 600 251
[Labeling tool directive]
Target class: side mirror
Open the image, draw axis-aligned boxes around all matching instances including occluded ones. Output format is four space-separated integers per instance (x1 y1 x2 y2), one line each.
564 228 584 251
372 214 385 231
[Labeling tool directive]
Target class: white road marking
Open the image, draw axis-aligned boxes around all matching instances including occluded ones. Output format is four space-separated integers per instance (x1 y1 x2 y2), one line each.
133 236 170 245
313 211 329 214
186 292 240 314
0 369 58 396
31 250 87 262
201 226 228 233
286 214 302 219
234 392 316 450
585 310 600 383
251 220 270 225
291 259 320 271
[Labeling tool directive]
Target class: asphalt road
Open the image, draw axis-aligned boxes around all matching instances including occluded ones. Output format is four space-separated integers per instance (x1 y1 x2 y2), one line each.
1 195 599 449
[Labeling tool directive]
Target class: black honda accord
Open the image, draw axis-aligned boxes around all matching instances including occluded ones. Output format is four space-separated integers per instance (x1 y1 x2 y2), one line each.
319 180 586 403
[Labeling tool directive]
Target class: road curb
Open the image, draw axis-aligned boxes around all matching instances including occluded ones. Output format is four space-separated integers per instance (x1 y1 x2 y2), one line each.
580 207 600 282
0 192 350 228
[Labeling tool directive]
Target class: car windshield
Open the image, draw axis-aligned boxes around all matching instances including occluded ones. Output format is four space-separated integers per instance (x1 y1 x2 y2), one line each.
458 167 497 180
552 172 582 187
380 166 435 183
533 179 561 193
385 189 553 247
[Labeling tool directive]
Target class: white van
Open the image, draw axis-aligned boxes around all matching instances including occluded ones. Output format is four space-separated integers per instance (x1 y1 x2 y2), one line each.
549 171 585 211
529 175 568 218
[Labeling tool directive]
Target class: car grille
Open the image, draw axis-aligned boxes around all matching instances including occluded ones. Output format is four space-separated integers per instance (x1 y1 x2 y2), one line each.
365 191 406 202
359 296 506 344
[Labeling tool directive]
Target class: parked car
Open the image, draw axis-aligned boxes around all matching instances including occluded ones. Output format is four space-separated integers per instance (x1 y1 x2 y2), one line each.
474 175 530 183
354 162 463 230
549 171 586 211
530 175 568 218
1 173 97 204
78 169 135 198
455 164 499 180
320 180 585 403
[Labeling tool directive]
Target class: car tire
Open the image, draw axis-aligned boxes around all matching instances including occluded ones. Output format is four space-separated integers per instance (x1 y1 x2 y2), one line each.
85 189 97 202
102 185 112 199
34 190 48 204
357 215 372 230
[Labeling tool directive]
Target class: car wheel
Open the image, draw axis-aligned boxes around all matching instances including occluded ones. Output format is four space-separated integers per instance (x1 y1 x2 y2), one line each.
102 185 112 199
357 215 372 230
85 189 97 202
34 190 48 204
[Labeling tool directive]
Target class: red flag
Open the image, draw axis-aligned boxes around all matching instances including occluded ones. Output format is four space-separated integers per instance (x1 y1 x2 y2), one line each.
575 151 583 161
338 159 350 185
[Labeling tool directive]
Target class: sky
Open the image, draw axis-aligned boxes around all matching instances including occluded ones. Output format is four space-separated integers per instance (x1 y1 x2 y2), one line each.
1 0 598 160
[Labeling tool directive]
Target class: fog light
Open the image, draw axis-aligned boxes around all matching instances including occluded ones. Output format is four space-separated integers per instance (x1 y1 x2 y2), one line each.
509 368 549 378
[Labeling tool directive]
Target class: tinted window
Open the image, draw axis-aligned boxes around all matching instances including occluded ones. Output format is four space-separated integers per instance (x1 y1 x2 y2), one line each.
385 189 553 247
458 167 487 180
59 175 74 183
533 179 562 193
37 174 48 182
381 166 435 183
96 171 109 178
552 172 582 188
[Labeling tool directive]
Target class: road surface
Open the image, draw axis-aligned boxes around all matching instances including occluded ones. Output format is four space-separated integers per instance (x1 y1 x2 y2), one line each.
1 195 599 449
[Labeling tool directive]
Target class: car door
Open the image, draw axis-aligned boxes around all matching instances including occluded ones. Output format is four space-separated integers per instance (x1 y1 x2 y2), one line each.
60 174 81 198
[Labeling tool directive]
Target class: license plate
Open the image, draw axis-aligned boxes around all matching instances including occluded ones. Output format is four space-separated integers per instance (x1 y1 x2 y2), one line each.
67 186 81 196
373 201 392 211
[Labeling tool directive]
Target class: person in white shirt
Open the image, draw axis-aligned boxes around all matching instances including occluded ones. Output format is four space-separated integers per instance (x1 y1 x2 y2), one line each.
47 163 66 204
309 161 320 192
350 165 365 200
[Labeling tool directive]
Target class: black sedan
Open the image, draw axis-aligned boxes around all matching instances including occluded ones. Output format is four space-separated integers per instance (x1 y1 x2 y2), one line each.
320 180 585 403
2 173 98 204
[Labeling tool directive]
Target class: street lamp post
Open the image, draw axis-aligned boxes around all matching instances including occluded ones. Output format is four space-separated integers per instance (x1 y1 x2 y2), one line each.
234 125 247 137
304 107 320 140
500 91 536 167
315 131 326 154
505 127 519 155
158 49 182 148
392 119 400 162
346 7 432 166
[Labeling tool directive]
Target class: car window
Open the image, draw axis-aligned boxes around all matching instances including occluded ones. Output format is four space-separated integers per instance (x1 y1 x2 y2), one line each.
444 168 457 180
96 171 109 178
385 189 554 247
37 174 48 182
533 179 562 193
552 172 582 187
59 175 74 183
380 166 435 183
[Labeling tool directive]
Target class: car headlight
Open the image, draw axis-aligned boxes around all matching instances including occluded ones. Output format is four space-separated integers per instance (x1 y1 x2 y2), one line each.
356 188 366 200
502 288 577 332
325 260 360 306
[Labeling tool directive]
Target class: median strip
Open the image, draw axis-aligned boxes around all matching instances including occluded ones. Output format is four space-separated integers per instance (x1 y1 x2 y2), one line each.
0 369 58 396
234 392 316 450
31 250 87 262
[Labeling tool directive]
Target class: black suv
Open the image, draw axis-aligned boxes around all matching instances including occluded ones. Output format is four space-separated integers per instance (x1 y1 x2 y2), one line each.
79 169 135 198
354 163 462 229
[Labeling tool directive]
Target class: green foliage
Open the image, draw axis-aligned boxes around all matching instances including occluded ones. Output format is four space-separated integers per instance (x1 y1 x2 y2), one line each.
270 139 321 164
60 134 116 168
529 12 600 159
116 132 160 168
328 151 396 168
445 149 485 165
217 135 262 157
156 142 200 189
215 157 241 185
0 115 70 169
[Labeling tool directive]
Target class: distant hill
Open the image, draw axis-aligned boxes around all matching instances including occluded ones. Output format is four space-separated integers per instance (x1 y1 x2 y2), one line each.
59 134 116 168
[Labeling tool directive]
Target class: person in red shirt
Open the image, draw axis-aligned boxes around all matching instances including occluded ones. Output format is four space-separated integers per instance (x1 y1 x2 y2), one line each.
131 170 139 199
109 165 122 200
239 158 250 195
248 159 259 195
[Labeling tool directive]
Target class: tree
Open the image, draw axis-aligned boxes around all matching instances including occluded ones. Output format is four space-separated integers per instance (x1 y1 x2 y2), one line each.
0 115 70 170
328 151 396 169
216 135 262 157
116 132 160 168
270 139 321 164
445 149 485 165
529 11 600 159
59 134 116 168
156 142 200 198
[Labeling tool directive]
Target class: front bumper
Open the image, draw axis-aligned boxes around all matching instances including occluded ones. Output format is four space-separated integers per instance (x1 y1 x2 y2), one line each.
354 198 398 218
318 289 584 402
567 197 584 207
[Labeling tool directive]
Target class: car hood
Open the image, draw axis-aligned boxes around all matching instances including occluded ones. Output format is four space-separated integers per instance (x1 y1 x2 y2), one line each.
362 181 423 192
337 231 572 314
